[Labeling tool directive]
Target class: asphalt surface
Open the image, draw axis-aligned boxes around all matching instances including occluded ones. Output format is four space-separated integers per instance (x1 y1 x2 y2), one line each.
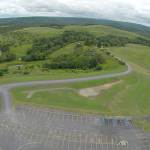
0 62 150 150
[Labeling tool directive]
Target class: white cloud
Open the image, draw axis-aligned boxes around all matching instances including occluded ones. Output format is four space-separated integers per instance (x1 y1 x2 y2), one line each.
0 0 150 26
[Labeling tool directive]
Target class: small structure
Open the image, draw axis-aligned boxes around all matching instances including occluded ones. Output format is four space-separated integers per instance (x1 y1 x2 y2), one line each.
0 51 2 55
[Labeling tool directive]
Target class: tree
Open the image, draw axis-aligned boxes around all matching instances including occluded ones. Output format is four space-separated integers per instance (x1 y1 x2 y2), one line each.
90 57 98 68
97 42 101 48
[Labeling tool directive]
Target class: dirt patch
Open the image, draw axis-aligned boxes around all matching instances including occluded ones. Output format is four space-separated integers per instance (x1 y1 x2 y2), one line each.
26 92 35 98
77 80 123 99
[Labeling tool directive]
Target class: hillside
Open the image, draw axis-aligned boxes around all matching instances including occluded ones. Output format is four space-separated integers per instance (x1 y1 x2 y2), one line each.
0 17 150 38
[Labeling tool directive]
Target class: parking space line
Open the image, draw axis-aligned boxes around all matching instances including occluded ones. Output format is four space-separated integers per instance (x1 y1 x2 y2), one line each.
26 109 31 115
56 130 61 148
62 114 64 121
24 127 32 142
49 112 52 118
34 127 41 142
68 132 71 150
91 134 92 150
53 113 56 119
106 135 108 150
29 127 36 142
58 113 60 120
1 121 10 135
96 134 97 150
111 136 114 150
9 125 17 138
39 111 43 118
40 130 45 144
79 133 81 150
101 135 103 150
140 145 150 147
116 137 119 150
4 126 11 136
44 111 47 118
51 130 56 147
62 131 66 149
31 109 35 116
45 129 51 147
72 115 73 122
35 110 39 116
73 132 76 150
67 114 69 121
18 107 23 113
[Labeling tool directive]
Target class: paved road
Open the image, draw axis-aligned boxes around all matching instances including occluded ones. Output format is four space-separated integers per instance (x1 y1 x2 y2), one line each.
0 63 133 112
1 62 149 150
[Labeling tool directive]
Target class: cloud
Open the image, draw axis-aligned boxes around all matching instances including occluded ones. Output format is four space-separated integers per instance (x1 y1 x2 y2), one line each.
0 0 150 26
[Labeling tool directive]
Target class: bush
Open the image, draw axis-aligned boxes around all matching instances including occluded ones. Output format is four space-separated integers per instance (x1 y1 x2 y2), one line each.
23 71 29 75
0 70 3 76
13 71 18 74
118 60 125 65
96 65 102 70
106 52 111 55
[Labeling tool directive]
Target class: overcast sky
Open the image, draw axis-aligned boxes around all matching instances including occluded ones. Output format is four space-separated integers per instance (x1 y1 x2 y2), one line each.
0 0 150 26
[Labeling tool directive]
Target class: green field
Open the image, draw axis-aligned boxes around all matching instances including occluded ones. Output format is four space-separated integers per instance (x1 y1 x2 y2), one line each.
9 44 33 55
63 25 144 39
109 44 150 70
11 71 150 118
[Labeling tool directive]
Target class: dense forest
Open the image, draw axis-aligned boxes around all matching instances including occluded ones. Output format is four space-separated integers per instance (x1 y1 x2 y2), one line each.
20 30 150 63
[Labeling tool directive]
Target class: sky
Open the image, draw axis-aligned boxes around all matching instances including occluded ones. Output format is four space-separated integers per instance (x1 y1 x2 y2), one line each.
0 0 150 26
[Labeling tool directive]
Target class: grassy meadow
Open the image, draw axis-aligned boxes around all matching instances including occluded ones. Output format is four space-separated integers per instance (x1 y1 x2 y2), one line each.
11 71 150 118
109 44 150 71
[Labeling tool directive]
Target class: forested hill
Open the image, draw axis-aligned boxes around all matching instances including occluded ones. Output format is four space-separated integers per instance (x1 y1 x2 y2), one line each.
0 17 150 38
0 17 150 29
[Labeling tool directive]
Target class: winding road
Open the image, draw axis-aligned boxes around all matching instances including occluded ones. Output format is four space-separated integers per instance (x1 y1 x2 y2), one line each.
0 63 133 112
1 62 149 150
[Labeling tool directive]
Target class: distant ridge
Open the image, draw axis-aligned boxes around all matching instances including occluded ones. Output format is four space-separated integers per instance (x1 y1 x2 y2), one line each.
0 17 150 38
0 16 150 30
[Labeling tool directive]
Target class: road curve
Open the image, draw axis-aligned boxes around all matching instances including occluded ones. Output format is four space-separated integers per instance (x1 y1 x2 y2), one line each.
0 62 133 112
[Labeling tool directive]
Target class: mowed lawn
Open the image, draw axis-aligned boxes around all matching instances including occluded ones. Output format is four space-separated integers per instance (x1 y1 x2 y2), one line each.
11 71 150 118
109 44 150 70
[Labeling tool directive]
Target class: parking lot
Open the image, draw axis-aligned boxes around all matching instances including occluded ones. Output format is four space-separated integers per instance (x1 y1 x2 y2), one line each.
0 105 149 150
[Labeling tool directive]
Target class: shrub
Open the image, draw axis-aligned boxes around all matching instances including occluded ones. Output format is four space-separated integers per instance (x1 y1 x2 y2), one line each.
96 65 102 70
106 52 111 55
13 71 18 74
23 71 29 75
0 70 3 76
118 60 125 65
